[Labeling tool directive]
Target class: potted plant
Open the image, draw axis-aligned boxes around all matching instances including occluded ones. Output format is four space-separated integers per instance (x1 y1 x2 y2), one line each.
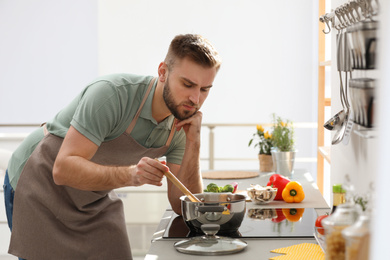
271 114 296 177
248 124 274 172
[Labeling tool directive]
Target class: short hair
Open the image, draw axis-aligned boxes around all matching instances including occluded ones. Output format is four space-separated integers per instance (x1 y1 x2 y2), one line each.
165 34 222 71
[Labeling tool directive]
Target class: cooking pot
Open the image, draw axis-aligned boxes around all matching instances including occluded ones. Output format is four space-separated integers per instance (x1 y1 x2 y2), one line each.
180 193 246 234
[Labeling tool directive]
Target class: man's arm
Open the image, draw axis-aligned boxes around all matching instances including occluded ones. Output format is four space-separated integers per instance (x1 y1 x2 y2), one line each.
53 126 169 191
166 112 204 215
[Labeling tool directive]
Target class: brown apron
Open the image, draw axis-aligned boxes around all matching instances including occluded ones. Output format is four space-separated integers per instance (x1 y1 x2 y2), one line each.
9 77 176 260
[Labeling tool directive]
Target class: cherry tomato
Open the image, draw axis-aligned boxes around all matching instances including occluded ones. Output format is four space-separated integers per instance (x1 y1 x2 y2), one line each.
315 214 329 235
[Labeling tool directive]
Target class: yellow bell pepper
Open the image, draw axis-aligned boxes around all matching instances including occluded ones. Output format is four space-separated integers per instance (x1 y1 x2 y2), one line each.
282 208 305 222
282 181 305 203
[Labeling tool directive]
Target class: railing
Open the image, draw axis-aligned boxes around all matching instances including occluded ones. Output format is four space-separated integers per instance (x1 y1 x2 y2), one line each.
0 122 318 170
201 122 318 170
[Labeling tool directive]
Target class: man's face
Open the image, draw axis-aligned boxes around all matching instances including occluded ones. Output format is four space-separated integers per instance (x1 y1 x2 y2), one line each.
163 57 217 120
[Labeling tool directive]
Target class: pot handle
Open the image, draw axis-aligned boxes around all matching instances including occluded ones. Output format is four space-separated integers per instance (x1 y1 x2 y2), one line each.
197 205 225 213
201 224 220 237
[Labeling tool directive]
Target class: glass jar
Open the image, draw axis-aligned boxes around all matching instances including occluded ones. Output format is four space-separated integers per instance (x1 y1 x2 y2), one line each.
342 215 370 260
322 203 360 260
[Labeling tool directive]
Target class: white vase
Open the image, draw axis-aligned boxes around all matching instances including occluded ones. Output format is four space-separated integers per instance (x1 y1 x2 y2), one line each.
271 150 296 178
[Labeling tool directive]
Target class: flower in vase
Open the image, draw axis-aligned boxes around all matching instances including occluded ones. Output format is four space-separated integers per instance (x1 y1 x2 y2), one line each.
248 124 273 155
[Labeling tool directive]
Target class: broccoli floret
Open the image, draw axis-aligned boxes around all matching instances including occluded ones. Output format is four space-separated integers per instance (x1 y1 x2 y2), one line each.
222 184 234 193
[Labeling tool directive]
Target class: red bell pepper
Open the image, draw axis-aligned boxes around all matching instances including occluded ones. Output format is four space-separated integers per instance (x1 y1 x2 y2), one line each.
230 182 238 193
267 174 291 200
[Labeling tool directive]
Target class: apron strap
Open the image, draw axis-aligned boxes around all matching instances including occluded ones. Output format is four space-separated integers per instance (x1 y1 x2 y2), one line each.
41 123 49 136
125 77 157 135
165 120 176 147
125 77 177 147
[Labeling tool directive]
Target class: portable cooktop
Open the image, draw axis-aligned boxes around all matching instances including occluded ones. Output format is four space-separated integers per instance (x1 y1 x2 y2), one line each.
163 208 317 239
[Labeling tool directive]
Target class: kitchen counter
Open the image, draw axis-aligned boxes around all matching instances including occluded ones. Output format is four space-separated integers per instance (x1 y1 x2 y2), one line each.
145 170 330 259
202 169 329 209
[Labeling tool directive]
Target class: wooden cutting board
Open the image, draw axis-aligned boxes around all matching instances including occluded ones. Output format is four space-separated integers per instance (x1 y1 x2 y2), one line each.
202 170 260 179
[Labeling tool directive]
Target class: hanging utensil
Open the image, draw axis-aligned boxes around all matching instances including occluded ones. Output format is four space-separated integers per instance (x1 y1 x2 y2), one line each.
331 72 349 144
332 29 352 145
341 72 354 145
324 29 348 132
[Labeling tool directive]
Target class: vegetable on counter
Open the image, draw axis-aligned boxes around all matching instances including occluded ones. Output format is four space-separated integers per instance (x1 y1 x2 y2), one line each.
247 184 277 204
282 208 305 222
230 182 238 193
282 181 305 203
267 174 291 200
315 214 329 235
205 183 220 193
204 182 238 193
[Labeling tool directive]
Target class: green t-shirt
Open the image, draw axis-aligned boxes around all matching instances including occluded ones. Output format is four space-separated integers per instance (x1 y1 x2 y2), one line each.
8 73 186 189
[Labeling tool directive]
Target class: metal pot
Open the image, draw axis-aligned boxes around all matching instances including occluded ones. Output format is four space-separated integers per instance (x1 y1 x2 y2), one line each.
180 193 246 234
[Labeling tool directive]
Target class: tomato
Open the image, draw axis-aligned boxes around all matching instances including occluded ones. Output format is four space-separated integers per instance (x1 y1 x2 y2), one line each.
315 214 329 235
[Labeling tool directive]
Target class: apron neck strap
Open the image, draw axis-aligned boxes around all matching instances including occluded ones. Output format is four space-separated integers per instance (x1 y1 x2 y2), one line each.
125 77 176 147
126 77 157 135
165 120 176 147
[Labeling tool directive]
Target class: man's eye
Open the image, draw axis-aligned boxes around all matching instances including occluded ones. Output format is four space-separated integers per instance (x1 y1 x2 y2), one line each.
184 84 192 88
201 88 210 92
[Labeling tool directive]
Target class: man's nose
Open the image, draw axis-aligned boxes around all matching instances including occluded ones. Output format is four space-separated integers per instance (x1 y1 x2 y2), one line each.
189 89 200 105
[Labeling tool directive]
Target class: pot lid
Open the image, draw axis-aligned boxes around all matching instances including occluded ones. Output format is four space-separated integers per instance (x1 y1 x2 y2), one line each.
174 224 247 255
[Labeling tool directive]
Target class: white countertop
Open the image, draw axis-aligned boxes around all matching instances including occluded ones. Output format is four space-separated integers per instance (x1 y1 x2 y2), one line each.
202 169 329 209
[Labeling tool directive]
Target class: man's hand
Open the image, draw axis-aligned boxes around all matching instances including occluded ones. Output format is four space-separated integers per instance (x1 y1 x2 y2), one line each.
175 111 202 143
129 157 169 187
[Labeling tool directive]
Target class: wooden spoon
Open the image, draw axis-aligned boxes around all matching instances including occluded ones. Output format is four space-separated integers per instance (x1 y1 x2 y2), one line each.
156 159 201 203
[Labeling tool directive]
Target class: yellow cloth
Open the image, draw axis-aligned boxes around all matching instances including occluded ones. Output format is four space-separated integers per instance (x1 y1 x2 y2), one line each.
269 243 325 260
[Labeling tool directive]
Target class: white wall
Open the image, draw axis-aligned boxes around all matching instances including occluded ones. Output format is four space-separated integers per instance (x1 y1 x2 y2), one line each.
370 0 389 258
0 0 99 124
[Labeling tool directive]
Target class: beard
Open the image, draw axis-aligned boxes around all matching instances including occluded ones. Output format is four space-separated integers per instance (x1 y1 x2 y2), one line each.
163 77 199 120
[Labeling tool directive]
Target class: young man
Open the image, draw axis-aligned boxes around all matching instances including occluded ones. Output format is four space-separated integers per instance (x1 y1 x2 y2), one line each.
3 34 221 260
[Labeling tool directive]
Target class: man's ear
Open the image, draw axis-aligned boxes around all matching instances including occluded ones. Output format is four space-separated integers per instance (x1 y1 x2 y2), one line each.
158 62 168 82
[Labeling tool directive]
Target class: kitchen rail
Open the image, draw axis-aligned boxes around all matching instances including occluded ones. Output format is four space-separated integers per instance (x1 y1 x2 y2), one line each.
319 0 379 34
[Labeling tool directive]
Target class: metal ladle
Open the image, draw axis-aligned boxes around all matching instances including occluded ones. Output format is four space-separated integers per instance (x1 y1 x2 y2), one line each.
332 72 350 145
332 28 353 145
323 29 349 132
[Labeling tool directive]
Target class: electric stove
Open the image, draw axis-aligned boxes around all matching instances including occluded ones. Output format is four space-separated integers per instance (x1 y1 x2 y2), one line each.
163 208 317 239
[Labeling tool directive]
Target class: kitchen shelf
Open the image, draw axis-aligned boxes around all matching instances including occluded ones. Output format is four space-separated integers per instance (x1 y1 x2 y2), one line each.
353 128 377 139
318 146 331 163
